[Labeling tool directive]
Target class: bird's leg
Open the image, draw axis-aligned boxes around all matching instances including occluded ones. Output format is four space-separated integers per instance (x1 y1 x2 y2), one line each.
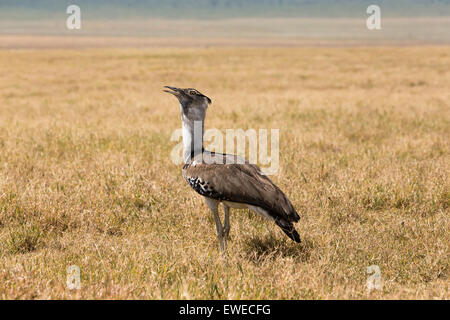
213 209 226 252
206 198 225 252
223 204 231 245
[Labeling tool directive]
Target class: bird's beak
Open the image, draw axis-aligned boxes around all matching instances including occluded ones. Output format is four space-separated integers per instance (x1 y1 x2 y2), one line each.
163 86 181 97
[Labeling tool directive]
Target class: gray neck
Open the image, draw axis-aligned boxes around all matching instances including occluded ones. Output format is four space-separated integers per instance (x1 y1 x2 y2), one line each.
181 115 204 164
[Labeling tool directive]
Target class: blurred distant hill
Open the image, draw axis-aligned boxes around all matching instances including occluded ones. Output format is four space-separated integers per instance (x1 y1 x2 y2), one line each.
0 0 449 46
1 0 450 19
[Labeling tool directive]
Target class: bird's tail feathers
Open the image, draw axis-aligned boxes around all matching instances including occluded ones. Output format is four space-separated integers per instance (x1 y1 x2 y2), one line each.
276 219 301 243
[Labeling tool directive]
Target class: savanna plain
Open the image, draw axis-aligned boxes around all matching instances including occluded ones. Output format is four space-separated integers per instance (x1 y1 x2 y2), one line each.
0 45 448 299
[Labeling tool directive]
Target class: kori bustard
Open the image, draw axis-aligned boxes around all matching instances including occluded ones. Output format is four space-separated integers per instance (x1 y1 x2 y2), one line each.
164 86 300 252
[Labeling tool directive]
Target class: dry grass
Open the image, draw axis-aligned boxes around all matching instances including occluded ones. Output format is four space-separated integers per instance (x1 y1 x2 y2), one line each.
0 46 448 299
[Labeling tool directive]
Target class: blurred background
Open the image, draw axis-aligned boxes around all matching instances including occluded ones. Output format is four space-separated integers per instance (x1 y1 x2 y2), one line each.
1 0 449 48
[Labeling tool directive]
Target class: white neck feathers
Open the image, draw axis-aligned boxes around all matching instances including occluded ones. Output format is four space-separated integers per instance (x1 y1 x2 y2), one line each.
181 116 204 164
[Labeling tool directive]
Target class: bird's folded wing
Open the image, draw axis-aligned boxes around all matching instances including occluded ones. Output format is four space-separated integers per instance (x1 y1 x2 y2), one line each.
183 158 300 223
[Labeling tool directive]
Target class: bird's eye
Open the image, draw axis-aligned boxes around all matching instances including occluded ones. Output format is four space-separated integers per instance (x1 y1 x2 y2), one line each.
189 90 197 95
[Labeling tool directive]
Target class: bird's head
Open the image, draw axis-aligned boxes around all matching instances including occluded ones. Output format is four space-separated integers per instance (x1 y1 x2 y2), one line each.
164 86 211 121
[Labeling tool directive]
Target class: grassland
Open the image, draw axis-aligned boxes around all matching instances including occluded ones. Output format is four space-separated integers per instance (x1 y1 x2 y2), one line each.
0 46 448 299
